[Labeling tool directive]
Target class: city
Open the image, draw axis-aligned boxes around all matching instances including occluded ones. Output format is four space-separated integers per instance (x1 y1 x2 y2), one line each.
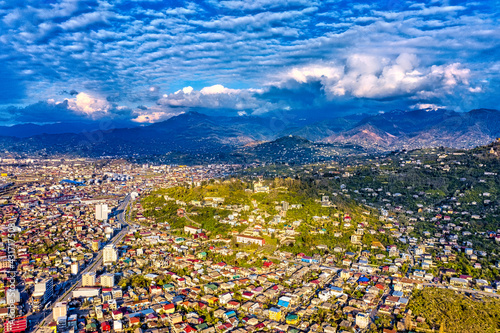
0 140 499 333
1 1 499 333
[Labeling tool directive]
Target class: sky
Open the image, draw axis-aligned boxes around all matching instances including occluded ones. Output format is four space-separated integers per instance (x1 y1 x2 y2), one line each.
0 0 499 126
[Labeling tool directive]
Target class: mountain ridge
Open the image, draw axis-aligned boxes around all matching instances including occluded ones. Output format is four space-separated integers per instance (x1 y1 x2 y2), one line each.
0 109 498 158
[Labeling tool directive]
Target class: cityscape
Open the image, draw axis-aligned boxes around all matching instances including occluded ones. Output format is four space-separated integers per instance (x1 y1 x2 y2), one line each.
0 140 499 333
1 1 499 333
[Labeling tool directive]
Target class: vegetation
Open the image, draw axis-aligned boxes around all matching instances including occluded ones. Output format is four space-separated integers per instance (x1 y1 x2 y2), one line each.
409 288 500 333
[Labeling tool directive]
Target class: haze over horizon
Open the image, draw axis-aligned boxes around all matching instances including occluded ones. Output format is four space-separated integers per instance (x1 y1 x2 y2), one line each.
1 0 499 127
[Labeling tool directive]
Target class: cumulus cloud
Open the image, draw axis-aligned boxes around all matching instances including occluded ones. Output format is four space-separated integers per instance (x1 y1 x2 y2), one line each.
200 84 240 95
65 92 112 117
281 54 473 101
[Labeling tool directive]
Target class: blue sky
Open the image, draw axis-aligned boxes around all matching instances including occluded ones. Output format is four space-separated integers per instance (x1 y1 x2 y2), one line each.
0 0 499 125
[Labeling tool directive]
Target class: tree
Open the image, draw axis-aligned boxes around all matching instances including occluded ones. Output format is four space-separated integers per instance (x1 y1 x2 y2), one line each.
439 321 445 333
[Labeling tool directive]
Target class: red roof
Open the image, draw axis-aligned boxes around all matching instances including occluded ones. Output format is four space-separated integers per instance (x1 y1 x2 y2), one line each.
163 303 175 310
184 325 196 333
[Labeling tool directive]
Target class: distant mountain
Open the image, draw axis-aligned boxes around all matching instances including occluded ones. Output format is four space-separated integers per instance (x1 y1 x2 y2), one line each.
284 116 363 141
0 109 498 159
321 109 500 150
0 112 298 157
0 121 134 137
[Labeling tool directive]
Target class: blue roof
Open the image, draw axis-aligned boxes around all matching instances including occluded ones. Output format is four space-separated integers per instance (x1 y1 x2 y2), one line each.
225 310 236 317
358 276 369 282
277 300 290 308
60 179 86 186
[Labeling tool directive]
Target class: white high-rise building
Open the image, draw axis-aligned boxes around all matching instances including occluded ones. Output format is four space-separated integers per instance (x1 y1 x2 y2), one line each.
103 244 118 264
71 262 79 275
100 273 115 288
82 272 96 287
53 302 68 321
96 204 109 221
33 277 53 310
6 289 20 304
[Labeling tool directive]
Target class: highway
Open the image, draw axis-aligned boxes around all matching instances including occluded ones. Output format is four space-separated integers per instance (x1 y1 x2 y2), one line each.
31 194 132 333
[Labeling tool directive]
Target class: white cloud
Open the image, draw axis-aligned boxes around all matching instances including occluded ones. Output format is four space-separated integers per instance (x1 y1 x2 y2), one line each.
218 0 318 10
165 7 196 15
200 84 240 95
157 84 276 114
132 111 175 123
289 65 343 83
429 63 470 87
282 54 472 99
59 11 113 30
65 92 112 117
411 103 444 110
2 0 497 116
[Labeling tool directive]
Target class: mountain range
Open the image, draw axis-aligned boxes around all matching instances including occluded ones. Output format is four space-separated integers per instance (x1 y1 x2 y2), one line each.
0 108 499 160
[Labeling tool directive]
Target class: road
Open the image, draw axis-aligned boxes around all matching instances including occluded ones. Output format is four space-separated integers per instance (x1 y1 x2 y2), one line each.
422 282 500 298
31 194 132 333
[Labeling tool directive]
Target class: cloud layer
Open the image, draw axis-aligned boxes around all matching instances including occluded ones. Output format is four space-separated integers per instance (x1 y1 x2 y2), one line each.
0 0 499 124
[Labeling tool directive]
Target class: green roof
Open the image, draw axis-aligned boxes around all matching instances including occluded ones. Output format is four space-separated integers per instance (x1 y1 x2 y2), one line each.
195 323 208 330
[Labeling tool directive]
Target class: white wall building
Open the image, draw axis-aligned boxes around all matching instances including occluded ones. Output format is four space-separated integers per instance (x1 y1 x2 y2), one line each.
103 244 118 264
6 289 20 304
82 272 96 287
100 273 115 288
53 302 68 321
33 277 53 305
71 262 79 275
96 204 109 221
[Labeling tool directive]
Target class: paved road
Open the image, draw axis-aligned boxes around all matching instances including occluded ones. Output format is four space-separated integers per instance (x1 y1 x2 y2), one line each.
422 282 500 298
31 194 132 333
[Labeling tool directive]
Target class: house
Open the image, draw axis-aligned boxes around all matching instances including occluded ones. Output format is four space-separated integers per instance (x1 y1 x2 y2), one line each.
285 314 299 325
235 235 265 246
219 292 233 305
162 303 175 314
356 313 370 329
184 226 202 235
450 277 468 288
277 296 291 308
269 307 281 321
171 314 183 324
227 300 240 309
